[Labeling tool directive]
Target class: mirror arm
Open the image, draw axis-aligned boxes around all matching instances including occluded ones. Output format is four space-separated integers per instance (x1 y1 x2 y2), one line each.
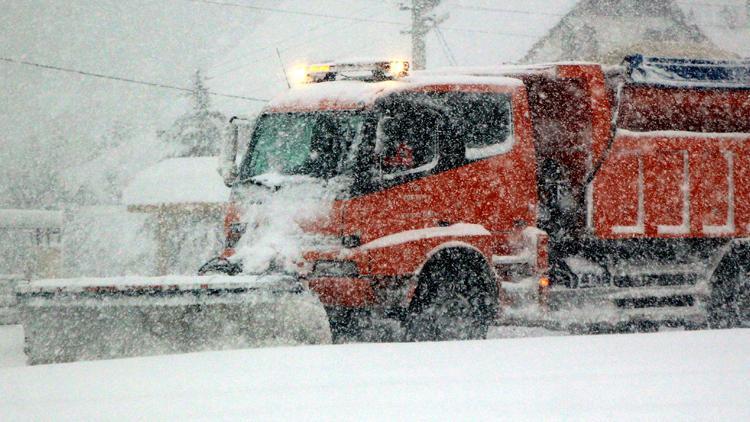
219 116 241 187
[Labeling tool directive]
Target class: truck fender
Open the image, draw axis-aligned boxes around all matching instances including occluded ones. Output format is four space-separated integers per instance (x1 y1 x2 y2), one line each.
706 238 750 282
409 243 498 311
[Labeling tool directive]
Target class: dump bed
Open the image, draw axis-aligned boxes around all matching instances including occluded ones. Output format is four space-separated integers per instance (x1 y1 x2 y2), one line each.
514 56 750 241
593 56 750 239
593 130 749 239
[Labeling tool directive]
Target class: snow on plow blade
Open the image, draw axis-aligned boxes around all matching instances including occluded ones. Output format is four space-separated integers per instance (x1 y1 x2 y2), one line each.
17 275 331 365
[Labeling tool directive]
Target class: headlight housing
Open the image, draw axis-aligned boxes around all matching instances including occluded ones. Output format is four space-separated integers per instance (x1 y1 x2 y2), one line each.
311 260 359 278
225 222 247 248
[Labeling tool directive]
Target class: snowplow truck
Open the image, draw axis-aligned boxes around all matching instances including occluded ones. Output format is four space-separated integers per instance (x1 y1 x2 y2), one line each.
209 56 749 340
18 55 749 364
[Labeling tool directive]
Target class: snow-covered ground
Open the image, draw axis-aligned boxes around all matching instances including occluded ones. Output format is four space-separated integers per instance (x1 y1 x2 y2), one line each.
0 325 24 368
1 325 747 420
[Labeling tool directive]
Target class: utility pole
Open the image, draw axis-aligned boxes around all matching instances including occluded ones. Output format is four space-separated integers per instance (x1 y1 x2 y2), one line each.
402 0 445 70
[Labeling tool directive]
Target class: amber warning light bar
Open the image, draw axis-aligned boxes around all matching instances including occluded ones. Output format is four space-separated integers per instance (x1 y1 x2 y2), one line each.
291 60 410 84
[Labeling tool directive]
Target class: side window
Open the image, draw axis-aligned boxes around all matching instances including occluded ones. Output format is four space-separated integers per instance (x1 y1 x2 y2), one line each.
445 92 513 161
376 105 439 179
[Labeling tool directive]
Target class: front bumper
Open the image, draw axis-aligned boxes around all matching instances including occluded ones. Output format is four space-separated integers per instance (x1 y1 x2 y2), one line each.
306 275 413 309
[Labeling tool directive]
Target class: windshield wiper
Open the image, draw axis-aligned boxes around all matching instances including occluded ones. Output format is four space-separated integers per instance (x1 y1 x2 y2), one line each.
237 177 281 191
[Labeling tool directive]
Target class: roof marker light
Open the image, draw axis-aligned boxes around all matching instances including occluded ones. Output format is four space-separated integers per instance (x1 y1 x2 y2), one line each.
290 66 309 85
387 61 409 78
298 59 410 84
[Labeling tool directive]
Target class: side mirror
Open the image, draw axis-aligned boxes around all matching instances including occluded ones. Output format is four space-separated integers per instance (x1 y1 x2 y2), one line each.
218 162 238 188
219 117 241 187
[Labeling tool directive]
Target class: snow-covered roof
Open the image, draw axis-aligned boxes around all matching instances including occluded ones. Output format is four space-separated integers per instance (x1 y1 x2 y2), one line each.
267 74 526 112
122 157 230 206
524 0 750 64
267 80 402 112
0 209 63 230
418 64 560 79
676 0 750 57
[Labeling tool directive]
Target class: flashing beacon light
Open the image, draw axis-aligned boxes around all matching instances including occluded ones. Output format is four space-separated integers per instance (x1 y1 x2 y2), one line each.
387 60 409 78
290 66 309 85
293 59 410 84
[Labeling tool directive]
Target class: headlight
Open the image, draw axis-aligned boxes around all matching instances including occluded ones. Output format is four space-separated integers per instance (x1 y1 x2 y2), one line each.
225 222 247 248
312 260 359 278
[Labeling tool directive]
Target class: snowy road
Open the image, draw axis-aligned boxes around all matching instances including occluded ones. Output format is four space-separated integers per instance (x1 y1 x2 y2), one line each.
2 327 748 420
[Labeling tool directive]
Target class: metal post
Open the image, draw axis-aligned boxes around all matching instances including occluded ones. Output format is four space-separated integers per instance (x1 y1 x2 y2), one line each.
411 1 427 70
404 0 443 70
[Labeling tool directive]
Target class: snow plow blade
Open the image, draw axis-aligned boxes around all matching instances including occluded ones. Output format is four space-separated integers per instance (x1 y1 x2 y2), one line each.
17 275 331 365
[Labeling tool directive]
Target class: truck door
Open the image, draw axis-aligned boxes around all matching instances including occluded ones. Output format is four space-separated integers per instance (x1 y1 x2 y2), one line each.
341 94 444 250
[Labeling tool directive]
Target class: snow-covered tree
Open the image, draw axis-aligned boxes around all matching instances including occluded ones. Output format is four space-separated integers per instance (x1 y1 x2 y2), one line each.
0 135 76 209
158 70 226 157
720 5 741 29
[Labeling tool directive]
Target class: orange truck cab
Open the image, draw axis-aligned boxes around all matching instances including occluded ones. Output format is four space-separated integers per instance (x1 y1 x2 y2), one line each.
206 56 750 339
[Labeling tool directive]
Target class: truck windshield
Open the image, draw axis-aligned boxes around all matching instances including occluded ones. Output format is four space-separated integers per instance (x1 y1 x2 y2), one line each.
239 111 366 181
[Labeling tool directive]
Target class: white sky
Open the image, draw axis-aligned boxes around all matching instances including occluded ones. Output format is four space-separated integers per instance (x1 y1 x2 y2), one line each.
0 0 253 144
2 0 746 151
0 0 577 148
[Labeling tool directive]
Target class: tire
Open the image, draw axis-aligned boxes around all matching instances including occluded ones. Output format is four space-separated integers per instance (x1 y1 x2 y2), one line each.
708 251 750 329
405 250 498 342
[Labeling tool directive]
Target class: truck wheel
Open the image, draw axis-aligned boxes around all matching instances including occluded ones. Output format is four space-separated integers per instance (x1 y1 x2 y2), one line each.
708 252 750 328
405 250 498 342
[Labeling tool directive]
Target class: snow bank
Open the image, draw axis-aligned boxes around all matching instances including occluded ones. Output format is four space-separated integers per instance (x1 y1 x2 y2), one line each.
1 329 747 420
25 274 291 290
122 157 230 206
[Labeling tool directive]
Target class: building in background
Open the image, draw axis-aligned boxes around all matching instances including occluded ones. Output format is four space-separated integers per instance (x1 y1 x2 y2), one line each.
123 157 229 275
524 0 750 64
0 209 62 279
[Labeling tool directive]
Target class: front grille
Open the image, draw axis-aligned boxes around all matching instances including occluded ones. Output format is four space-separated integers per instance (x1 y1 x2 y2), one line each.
615 295 695 309
613 273 700 287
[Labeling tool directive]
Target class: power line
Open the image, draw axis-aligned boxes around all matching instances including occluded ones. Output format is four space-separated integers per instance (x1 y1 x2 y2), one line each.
0 57 269 103
187 0 407 25
438 26 540 38
186 0 541 38
208 1 381 77
434 24 458 66
444 3 565 17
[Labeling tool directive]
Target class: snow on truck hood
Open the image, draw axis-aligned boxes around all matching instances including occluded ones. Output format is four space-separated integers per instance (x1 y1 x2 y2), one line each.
230 175 344 275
